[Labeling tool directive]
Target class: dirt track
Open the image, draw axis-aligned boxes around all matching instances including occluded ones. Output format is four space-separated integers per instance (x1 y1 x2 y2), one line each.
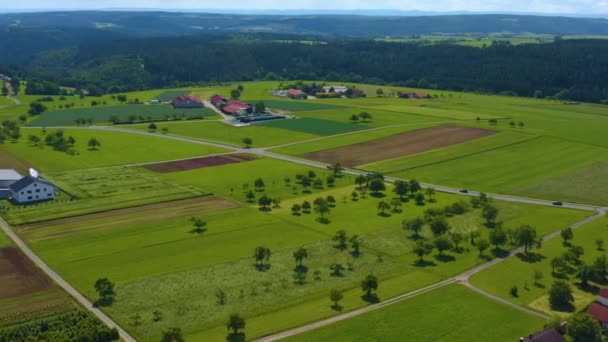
0 247 53 299
302 125 496 167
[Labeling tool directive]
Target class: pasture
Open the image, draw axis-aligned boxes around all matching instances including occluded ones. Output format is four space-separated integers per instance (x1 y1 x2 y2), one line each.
152 90 191 102
3 166 208 225
471 215 608 316
303 125 497 167
1 128 228 172
285 284 544 342
28 104 219 127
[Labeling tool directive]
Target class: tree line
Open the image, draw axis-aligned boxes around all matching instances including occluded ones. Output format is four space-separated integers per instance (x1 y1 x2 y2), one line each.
5 36 607 104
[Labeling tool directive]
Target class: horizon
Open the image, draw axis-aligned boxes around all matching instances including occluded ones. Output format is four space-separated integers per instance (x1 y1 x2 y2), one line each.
1 1 607 17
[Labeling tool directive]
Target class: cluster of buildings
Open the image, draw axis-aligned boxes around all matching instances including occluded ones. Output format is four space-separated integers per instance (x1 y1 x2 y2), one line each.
272 84 365 99
586 288 608 329
0 169 56 205
398 91 431 99
210 94 253 116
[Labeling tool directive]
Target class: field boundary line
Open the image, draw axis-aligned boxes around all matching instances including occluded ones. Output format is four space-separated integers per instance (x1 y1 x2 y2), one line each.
0 217 136 342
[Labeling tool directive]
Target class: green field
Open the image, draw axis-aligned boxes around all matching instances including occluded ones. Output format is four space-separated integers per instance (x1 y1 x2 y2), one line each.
253 99 345 112
131 120 319 147
153 90 191 102
28 104 219 126
3 167 207 225
261 117 367 136
0 128 228 172
471 215 608 316
286 284 544 342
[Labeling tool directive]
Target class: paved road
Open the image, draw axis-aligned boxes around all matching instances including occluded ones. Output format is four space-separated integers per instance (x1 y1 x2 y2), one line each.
0 217 136 342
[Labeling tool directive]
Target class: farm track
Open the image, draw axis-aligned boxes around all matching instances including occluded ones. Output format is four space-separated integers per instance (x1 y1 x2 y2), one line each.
8 124 608 340
0 216 136 342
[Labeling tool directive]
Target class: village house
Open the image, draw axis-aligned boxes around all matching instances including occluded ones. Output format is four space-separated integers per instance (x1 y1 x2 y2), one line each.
587 288 608 328
171 95 205 108
287 89 308 99
399 92 431 99
520 329 565 342
0 169 57 204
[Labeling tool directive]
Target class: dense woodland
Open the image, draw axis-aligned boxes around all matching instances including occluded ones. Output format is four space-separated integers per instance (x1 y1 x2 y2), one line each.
5 36 608 103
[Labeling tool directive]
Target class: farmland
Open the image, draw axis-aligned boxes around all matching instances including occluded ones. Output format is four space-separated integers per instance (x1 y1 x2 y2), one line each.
28 104 219 126
285 284 544 342
3 167 208 225
0 128 228 172
1 80 608 341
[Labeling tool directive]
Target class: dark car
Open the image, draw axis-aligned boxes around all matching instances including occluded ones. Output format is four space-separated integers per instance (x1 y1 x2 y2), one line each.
459 189 469 194
552 201 563 206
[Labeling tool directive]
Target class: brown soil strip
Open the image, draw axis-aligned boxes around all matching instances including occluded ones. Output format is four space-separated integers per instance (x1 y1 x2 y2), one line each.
302 125 497 167
0 247 54 299
145 154 255 173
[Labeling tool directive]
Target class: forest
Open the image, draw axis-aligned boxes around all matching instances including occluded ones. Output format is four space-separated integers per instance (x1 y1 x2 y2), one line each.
8 36 608 103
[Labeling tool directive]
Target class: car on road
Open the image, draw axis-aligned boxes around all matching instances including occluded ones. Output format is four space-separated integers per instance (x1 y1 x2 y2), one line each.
459 189 469 194
552 201 563 206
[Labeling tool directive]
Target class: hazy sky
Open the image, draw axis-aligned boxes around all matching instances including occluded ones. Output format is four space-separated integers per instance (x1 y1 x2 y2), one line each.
2 0 608 15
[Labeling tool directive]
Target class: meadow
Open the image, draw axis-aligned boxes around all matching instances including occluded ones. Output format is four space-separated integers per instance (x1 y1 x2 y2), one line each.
285 284 544 342
1 128 228 172
28 104 219 126
251 99 345 112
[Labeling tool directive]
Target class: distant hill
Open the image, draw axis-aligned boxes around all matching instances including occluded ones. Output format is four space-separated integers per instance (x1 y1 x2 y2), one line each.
1 12 607 38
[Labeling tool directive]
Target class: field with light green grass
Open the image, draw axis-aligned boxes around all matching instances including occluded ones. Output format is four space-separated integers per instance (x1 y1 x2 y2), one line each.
251 99 345 112
28 104 219 126
285 284 544 342
152 90 190 102
1 128 228 172
260 117 367 136
131 120 319 147
471 215 608 317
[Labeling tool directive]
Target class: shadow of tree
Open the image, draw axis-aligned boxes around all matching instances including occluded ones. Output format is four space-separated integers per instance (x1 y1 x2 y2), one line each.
331 304 344 312
413 259 436 267
254 264 271 272
517 252 546 263
361 293 380 303
435 254 456 262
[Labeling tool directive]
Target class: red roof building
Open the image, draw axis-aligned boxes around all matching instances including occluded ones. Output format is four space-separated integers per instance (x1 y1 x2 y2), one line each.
287 89 307 99
171 95 204 109
210 94 228 106
587 302 608 328
222 100 253 116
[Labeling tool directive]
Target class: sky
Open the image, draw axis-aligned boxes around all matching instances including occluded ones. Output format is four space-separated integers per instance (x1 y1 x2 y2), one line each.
1 0 608 15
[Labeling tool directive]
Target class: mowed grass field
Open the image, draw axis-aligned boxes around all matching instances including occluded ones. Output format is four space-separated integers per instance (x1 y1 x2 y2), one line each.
260 118 367 136
285 284 544 342
20 155 589 340
250 99 345 112
471 215 608 317
28 105 219 126
0 128 228 172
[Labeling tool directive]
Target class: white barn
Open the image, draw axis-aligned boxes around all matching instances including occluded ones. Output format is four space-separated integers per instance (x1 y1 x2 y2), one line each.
0 169 57 204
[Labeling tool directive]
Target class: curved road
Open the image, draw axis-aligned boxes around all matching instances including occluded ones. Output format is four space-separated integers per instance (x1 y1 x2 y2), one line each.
15 124 608 340
0 217 136 342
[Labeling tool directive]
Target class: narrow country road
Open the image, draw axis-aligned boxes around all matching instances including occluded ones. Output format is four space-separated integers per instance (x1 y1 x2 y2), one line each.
6 95 21 105
0 217 136 342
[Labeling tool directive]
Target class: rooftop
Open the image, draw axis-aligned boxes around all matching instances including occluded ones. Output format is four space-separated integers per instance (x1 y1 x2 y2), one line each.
0 169 23 181
587 302 608 323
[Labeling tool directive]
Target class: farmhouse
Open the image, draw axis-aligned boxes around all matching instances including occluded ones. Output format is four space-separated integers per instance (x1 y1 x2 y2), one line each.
322 85 348 93
586 288 608 328
399 92 431 99
171 95 205 109
0 169 56 204
287 89 308 99
210 94 229 106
